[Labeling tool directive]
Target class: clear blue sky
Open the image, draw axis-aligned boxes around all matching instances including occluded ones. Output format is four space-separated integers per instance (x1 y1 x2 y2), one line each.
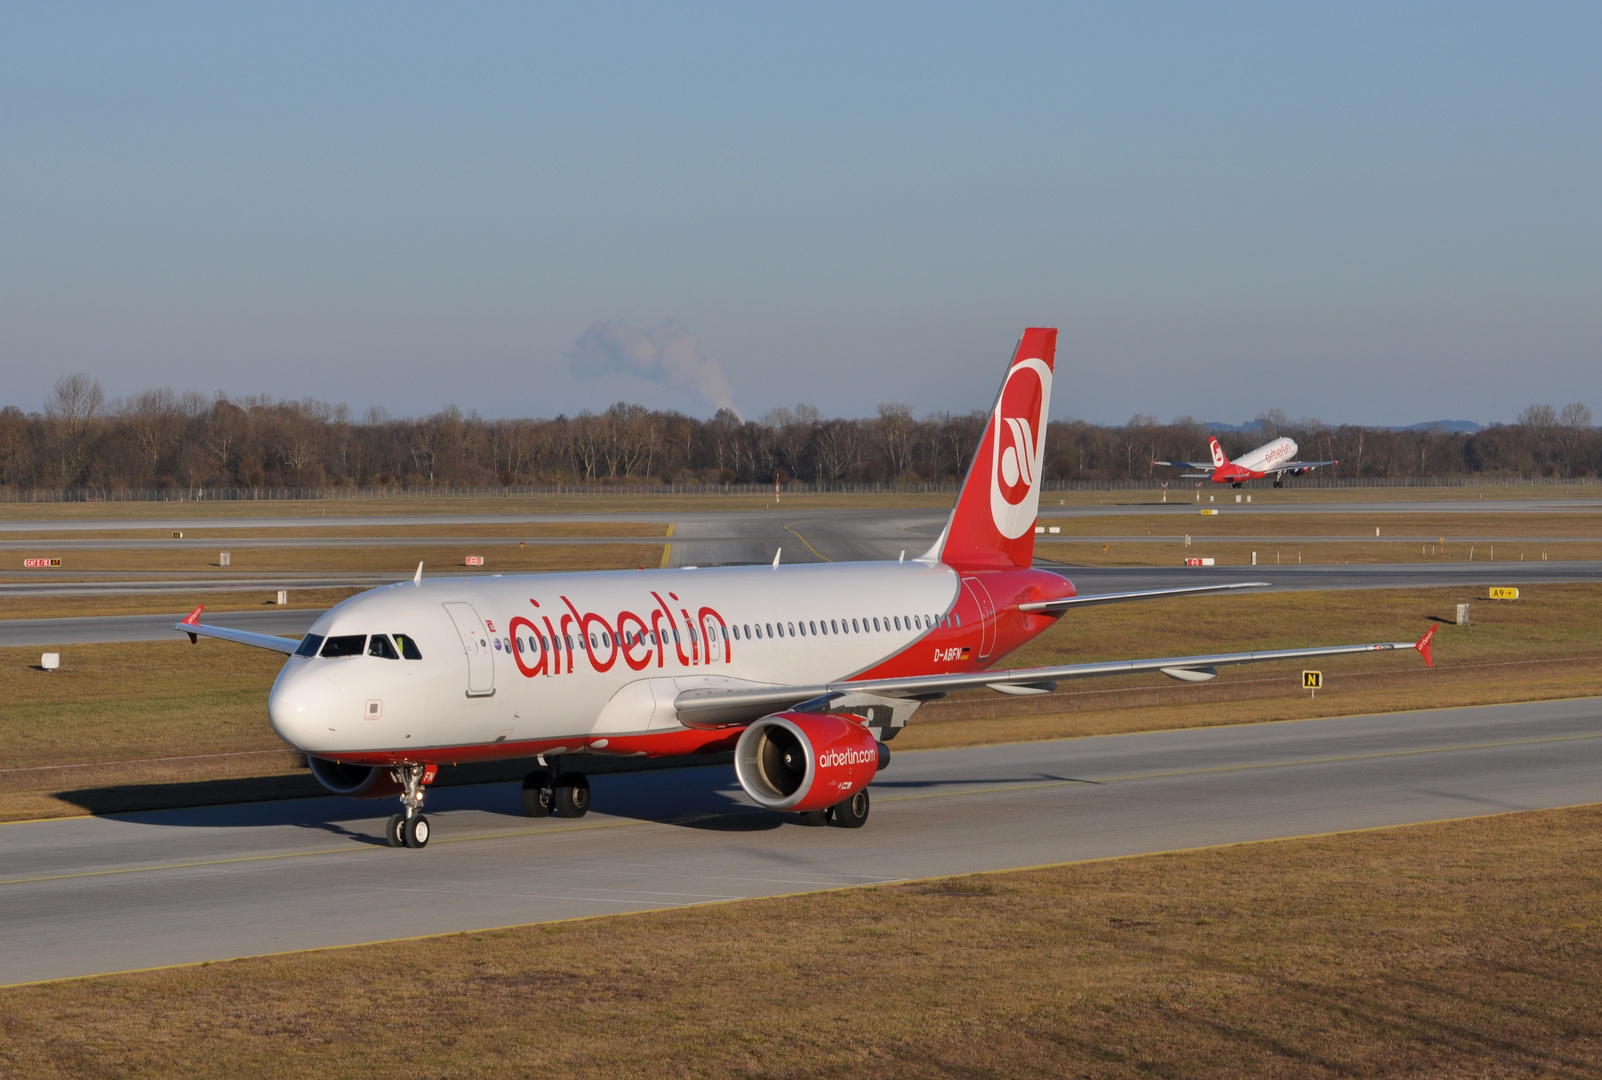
3 3 1598 425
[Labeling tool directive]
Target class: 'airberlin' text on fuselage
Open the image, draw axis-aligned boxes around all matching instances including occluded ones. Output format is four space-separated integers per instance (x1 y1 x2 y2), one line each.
506 590 730 678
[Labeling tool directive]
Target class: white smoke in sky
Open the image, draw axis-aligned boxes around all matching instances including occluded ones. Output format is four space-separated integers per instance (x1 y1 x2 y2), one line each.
565 319 739 418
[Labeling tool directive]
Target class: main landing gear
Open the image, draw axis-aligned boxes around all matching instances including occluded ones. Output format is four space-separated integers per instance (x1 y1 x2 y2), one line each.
521 764 590 819
385 763 431 849
797 790 870 828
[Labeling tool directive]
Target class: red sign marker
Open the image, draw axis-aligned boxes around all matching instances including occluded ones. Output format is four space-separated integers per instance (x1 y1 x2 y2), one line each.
464 555 484 566
23 558 61 568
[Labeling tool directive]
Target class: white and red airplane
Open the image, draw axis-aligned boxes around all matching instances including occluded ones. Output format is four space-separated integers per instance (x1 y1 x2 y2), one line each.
176 328 1431 847
1155 435 1336 488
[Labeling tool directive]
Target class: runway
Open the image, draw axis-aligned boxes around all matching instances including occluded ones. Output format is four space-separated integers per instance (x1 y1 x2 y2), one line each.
3 696 1599 986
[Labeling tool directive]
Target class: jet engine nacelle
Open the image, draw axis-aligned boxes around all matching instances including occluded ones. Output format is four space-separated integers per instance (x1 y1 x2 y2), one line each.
307 756 403 799
734 712 884 813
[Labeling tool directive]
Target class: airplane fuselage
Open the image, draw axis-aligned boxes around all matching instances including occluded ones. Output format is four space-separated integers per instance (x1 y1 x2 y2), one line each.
268 560 1074 767
1211 437 1298 482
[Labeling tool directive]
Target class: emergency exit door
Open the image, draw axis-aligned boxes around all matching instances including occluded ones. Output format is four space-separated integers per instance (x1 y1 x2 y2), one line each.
443 601 496 696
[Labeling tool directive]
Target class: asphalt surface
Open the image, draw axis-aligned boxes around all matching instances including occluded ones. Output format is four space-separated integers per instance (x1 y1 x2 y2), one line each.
4 696 1599 985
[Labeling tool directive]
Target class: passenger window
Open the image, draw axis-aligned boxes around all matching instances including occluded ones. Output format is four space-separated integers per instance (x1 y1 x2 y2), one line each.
368 635 400 660
809 621 817 635
566 634 574 650
765 623 773 637
872 618 880 632
893 617 901 631
295 633 324 657
851 619 859 633
321 634 366 658
393 634 423 660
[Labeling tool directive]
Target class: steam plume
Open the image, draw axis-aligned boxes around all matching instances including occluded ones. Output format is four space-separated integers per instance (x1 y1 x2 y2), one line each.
565 319 738 417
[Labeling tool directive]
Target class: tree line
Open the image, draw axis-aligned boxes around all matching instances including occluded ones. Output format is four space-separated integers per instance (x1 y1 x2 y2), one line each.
1 375 1596 491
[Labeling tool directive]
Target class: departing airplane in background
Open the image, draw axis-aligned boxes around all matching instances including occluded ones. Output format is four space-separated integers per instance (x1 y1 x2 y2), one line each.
176 328 1433 848
1155 435 1337 488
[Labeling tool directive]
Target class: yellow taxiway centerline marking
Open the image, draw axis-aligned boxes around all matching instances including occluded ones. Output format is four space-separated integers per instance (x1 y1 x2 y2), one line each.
783 521 831 562
0 818 641 888
658 523 673 568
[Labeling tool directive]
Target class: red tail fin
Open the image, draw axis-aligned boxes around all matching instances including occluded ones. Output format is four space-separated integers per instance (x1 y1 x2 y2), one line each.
1209 436 1228 468
931 328 1057 570
1415 624 1437 667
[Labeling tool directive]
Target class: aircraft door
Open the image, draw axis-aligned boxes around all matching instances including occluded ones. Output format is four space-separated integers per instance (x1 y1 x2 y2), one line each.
961 577 997 659
442 602 496 697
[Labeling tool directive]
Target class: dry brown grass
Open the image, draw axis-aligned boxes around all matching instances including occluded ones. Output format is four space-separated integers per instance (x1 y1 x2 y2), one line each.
0 588 362 622
4 804 1599 1077
1042 510 1602 539
0 541 665 577
1040 539 1602 566
2 484 1597 525
0 521 670 540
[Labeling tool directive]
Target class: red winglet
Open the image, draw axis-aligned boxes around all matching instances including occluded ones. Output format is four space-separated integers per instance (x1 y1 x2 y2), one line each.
182 604 204 625
1415 624 1437 667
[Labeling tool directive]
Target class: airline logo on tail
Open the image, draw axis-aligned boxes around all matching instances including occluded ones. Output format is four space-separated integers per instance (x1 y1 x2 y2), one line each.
989 357 1052 539
1209 437 1228 468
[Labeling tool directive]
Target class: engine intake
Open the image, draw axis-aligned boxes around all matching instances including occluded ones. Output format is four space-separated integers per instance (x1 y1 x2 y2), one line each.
307 757 403 799
734 713 883 813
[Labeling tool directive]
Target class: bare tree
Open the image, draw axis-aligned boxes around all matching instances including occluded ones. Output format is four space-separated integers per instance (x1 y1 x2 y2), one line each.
875 404 918 479
45 373 104 486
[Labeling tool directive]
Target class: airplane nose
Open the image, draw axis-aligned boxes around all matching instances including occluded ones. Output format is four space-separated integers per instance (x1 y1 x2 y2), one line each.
268 665 346 750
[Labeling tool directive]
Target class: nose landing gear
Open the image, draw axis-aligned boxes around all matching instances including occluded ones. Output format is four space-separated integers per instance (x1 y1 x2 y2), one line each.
385 763 431 849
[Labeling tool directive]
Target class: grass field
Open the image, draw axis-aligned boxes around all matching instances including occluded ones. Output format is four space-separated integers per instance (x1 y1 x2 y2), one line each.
0 541 666 577
3 803 1598 1077
2 583 1599 820
2 483 1599 525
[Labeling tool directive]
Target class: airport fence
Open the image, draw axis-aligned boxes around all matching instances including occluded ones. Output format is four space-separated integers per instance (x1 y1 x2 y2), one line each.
1 475 1601 503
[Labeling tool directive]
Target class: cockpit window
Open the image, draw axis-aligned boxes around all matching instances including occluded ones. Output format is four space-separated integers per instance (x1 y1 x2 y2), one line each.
367 634 400 660
393 634 423 660
295 634 324 657
320 634 366 658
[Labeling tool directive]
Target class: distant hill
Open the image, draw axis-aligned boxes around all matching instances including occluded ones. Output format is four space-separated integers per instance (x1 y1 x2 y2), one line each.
1202 419 1481 434
1392 419 1481 433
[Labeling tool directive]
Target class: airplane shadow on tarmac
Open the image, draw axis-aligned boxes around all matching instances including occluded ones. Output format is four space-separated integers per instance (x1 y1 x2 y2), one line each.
72 762 1091 838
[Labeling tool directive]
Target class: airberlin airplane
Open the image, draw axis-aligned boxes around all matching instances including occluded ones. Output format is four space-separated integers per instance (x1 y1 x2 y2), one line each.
177 328 1433 848
1155 435 1336 488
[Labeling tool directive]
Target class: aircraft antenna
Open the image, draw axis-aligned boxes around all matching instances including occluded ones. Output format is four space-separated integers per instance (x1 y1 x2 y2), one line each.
772 548 781 569
413 561 423 586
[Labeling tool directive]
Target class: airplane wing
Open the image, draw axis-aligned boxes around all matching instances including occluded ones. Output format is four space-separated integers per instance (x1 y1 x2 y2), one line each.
1265 459 1337 474
1018 581 1269 610
1153 459 1216 472
673 625 1438 728
172 605 303 654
